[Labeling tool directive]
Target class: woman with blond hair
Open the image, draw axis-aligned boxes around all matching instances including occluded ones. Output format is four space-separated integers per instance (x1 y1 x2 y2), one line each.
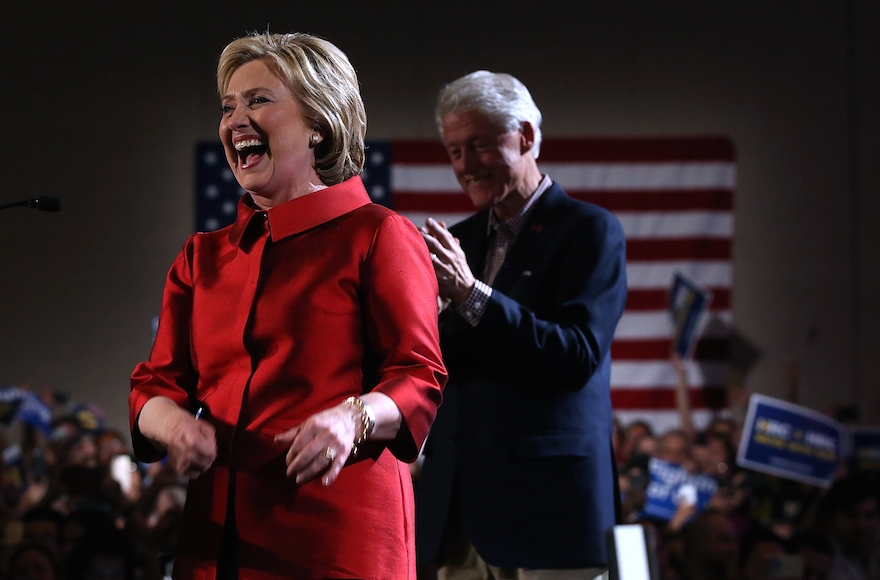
129 32 446 579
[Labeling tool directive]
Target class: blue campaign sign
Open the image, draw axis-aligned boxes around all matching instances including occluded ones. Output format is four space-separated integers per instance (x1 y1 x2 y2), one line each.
849 427 880 473
669 273 712 358
0 387 52 434
641 457 718 521
18 391 53 435
0 386 25 425
736 394 844 487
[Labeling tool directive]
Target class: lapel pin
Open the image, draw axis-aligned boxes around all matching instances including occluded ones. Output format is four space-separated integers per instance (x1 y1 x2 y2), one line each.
531 224 543 233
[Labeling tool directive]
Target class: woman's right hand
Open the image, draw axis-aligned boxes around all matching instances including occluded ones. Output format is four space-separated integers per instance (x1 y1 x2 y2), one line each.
138 396 217 479
165 414 217 479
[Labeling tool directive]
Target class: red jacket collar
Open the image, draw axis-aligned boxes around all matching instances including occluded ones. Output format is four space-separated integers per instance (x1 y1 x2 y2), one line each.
228 176 372 247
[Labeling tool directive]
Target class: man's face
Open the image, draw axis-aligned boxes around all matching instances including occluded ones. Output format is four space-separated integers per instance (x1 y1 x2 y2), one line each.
698 514 739 565
742 541 785 580
441 110 530 215
832 496 879 550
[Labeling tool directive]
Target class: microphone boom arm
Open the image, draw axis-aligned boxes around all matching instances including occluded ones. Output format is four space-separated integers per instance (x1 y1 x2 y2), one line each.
0 196 63 211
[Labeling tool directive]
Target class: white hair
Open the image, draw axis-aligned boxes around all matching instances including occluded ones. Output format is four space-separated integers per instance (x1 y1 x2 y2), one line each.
435 70 543 158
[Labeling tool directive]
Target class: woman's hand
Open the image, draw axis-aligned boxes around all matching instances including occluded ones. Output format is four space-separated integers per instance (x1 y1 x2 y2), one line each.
274 403 359 487
165 415 217 479
138 397 217 479
275 393 402 487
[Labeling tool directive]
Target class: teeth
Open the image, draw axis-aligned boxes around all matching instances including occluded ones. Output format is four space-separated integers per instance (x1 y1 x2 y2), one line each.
234 138 263 151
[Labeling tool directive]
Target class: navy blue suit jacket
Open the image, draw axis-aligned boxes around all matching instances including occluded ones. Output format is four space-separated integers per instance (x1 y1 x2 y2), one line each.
415 182 628 569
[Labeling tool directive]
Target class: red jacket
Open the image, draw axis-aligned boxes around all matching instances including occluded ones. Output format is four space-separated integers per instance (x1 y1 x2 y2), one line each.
130 177 446 579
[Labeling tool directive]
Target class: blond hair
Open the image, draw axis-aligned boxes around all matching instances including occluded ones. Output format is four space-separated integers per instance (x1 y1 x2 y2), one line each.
217 32 366 185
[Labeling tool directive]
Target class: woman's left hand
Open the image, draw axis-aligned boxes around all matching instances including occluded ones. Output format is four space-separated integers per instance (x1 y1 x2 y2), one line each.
274 403 360 487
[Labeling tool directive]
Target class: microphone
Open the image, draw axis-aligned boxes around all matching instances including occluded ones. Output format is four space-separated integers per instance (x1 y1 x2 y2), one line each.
0 196 63 212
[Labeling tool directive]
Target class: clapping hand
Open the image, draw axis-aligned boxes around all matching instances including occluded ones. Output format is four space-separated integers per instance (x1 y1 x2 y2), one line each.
420 217 476 304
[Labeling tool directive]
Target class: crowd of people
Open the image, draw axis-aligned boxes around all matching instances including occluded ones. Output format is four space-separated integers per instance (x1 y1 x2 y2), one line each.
0 380 875 580
0 391 186 580
612 365 880 580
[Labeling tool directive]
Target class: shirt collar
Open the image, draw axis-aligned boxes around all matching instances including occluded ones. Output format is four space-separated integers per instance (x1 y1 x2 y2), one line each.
228 176 372 247
487 174 553 236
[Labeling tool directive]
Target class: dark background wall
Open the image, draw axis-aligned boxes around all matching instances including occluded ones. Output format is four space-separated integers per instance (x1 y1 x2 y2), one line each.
2 1 878 433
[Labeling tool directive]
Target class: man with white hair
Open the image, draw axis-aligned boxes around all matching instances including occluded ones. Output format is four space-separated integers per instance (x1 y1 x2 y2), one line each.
417 70 628 579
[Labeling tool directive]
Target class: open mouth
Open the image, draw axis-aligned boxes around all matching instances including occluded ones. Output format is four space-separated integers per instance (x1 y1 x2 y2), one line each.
234 138 268 169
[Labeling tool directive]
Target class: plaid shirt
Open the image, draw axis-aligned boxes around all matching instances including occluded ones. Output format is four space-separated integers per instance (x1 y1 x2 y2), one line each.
456 174 552 326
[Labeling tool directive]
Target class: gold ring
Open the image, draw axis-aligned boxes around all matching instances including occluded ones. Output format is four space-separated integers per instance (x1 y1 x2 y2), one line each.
324 447 336 462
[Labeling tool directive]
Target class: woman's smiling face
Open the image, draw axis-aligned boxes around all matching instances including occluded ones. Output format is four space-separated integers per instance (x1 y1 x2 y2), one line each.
219 59 323 207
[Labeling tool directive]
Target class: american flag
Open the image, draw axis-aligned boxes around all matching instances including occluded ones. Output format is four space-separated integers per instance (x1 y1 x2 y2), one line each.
195 137 736 434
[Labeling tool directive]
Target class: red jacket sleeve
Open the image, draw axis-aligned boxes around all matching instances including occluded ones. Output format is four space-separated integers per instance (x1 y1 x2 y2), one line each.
128 236 198 462
361 213 447 462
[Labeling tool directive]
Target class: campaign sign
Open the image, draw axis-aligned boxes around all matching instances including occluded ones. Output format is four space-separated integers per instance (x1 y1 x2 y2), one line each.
0 386 25 425
737 394 843 487
848 427 880 473
18 391 53 435
641 457 718 521
669 273 712 358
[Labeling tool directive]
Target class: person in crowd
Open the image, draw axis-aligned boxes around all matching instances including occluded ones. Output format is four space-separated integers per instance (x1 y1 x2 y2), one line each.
123 464 186 580
788 529 835 580
655 428 695 470
692 430 736 480
128 32 446 579
65 432 98 469
630 430 658 461
705 416 738 448
96 429 131 469
669 351 736 479
5 542 61 580
416 70 627 579
739 524 789 580
625 420 655 447
677 508 740 580
619 419 655 465
817 474 880 580
65 526 137 580
58 506 119 564
671 352 698 440
19 507 64 558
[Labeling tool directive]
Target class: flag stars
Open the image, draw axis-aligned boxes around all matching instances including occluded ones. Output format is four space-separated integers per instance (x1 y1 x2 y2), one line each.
369 151 385 166
371 185 386 200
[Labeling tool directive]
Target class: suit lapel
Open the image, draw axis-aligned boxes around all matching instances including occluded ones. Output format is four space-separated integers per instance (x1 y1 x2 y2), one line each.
454 210 491 280
491 184 568 291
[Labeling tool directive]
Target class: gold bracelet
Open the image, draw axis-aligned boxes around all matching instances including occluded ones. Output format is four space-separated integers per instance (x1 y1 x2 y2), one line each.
343 396 375 456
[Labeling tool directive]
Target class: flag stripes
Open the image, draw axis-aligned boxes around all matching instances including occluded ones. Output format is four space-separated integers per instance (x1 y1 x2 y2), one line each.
196 136 736 434
625 288 730 311
384 137 736 434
